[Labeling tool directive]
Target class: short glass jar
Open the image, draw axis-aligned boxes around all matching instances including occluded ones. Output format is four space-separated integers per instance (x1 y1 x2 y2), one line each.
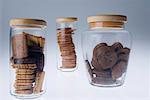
9 18 47 99
82 15 132 87
56 17 78 72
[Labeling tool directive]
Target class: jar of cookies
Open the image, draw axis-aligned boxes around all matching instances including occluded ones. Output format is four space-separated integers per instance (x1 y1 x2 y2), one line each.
9 18 47 99
56 17 78 72
82 15 131 87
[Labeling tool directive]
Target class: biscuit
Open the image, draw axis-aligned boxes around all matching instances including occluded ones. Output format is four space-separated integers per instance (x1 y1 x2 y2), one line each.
15 79 34 83
118 48 130 61
14 84 33 90
12 33 28 59
13 57 36 64
16 69 35 75
16 74 35 80
92 69 111 78
15 89 33 94
33 71 45 93
112 61 127 80
15 82 33 86
92 76 115 85
92 46 117 70
12 64 37 69
111 42 123 53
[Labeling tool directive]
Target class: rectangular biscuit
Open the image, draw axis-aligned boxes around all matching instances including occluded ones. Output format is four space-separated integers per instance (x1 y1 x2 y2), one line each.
33 71 45 93
12 32 28 59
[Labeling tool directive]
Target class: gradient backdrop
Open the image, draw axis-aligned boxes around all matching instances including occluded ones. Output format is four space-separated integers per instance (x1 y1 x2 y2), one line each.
0 0 149 100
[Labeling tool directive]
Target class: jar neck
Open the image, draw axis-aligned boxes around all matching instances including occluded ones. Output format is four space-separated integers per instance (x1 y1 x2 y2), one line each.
89 22 125 30
57 22 76 29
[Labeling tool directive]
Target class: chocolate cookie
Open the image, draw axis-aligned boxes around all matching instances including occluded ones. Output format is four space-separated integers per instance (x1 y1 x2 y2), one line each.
92 45 117 70
112 61 127 80
111 42 123 53
118 48 130 61
92 69 111 78
13 57 36 64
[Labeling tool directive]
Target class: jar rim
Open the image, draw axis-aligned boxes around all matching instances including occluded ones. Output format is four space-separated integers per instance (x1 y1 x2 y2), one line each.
9 18 47 28
87 14 127 23
56 17 78 23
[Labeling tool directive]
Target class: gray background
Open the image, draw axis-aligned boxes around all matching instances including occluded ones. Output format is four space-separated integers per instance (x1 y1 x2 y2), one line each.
0 0 149 100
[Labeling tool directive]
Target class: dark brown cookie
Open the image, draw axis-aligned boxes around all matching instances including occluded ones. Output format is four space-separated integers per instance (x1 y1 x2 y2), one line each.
92 69 111 78
111 42 123 53
92 76 115 85
93 43 107 56
92 46 118 70
112 61 127 80
13 57 36 64
118 47 130 61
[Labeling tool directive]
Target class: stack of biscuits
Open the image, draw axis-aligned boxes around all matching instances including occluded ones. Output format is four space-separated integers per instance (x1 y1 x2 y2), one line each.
57 27 76 68
11 32 45 94
86 42 130 84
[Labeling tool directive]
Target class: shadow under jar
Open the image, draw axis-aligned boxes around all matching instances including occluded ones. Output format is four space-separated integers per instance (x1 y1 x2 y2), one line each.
56 17 78 72
82 15 132 87
9 18 47 99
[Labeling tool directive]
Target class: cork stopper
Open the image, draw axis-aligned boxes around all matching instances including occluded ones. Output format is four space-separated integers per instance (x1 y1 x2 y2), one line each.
87 15 127 28
10 18 47 28
56 17 78 23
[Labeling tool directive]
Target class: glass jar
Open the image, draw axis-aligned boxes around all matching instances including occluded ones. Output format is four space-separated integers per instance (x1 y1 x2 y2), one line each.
82 15 132 87
56 17 78 72
9 18 47 99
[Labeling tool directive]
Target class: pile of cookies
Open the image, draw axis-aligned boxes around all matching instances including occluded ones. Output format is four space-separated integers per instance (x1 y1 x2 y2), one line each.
87 42 130 84
11 32 45 94
57 27 76 68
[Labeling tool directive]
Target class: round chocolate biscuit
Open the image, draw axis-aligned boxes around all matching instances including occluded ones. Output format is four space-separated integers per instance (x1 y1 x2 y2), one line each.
112 61 127 80
111 42 123 53
93 43 107 56
118 47 130 61
92 76 114 85
92 69 111 78
93 46 118 70
119 47 130 55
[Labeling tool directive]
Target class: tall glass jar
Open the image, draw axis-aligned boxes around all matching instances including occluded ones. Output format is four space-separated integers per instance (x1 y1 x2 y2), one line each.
9 18 47 99
56 17 78 72
82 15 132 87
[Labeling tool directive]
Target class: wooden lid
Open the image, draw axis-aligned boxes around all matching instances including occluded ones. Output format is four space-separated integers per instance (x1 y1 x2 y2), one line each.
87 15 127 23
10 18 47 28
56 17 78 23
